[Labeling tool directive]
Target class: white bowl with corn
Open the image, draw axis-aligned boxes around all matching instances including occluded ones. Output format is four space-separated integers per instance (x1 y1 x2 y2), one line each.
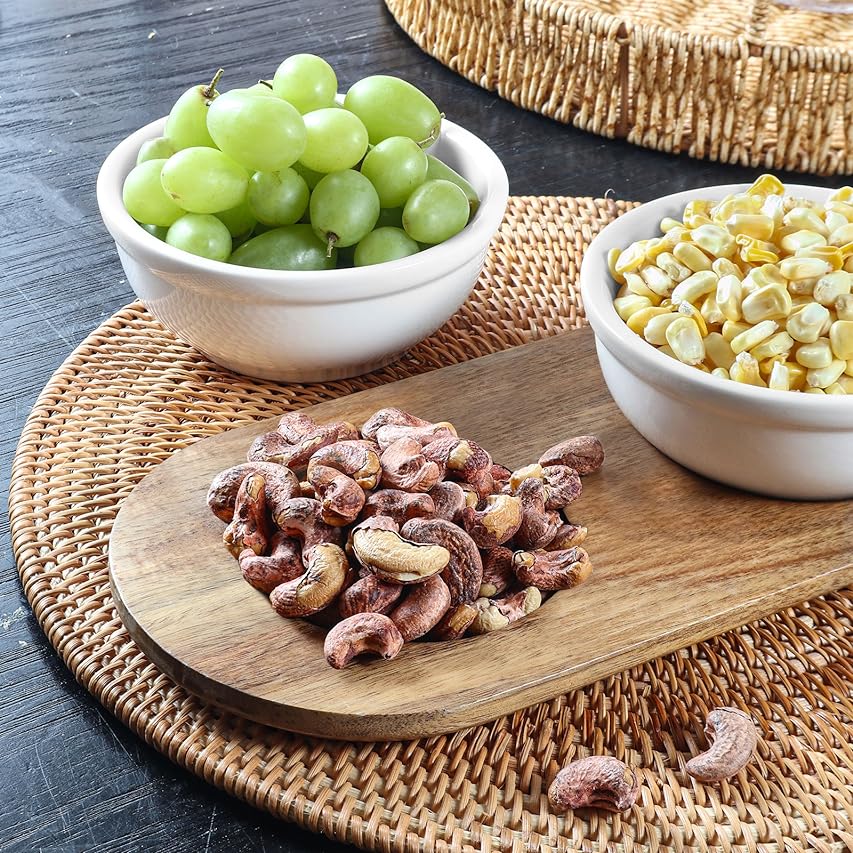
580 176 853 500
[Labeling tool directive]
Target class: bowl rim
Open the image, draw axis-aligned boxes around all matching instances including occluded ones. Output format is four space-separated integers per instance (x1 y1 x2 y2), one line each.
580 182 853 427
97 114 509 302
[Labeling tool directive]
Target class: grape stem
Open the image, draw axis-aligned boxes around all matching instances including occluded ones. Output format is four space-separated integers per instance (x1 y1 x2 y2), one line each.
258 79 273 89
202 68 224 101
418 113 445 148
325 233 338 258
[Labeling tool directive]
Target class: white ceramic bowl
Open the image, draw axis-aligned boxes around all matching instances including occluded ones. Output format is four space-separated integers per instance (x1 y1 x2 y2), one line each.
97 116 508 382
581 183 853 500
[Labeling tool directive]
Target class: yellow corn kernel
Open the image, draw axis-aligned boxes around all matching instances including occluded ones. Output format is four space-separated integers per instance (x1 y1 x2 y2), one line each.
794 245 843 270
712 258 741 278
747 174 784 196
614 241 648 274
786 302 830 343
725 213 774 241
761 193 785 226
783 206 829 236
829 223 853 246
813 270 853 306
691 224 736 258
658 345 677 359
613 295 653 321
795 337 833 368
711 367 730 380
827 200 853 220
768 361 790 391
659 217 683 233
673 242 712 272
783 196 817 213
779 230 827 253
836 293 853 321
661 226 691 249
825 211 849 234
806 358 846 389
791 295 815 309
749 331 794 361
607 247 626 284
779 257 833 281
825 382 846 395
624 272 663 305
683 200 711 228
616 284 630 298
803 387 825 394
840 241 853 259
846 257 853 273
846 359 853 376
737 237 779 265
655 252 692 283
759 354 787 377
704 332 736 369
741 283 793 324
754 264 787 288
700 292 726 326
644 238 669 261
715 274 743 321
837 375 853 392
730 351 765 386
829 320 853 359
730 319 779 354
677 301 708 336
712 194 762 221
781 361 807 389
722 320 751 342
787 277 817 296
643 312 683 345
671 270 718 306
626 306 673 335
829 186 853 203
665 316 705 365
640 265 676 297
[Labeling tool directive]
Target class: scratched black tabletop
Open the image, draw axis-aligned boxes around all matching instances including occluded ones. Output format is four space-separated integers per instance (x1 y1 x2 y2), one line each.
0 1 843 850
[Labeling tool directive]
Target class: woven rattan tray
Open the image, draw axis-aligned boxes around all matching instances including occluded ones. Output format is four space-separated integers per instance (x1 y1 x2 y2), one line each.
10 196 853 852
385 0 853 176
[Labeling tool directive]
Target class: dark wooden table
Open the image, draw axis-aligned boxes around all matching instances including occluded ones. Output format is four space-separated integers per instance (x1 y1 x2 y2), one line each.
0 1 842 850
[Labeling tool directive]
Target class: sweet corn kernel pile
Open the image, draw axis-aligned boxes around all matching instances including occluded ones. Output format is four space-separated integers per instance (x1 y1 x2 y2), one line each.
609 175 853 394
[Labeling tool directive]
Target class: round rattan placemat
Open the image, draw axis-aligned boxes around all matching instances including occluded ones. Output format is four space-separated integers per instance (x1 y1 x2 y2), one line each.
10 196 853 853
384 0 853 176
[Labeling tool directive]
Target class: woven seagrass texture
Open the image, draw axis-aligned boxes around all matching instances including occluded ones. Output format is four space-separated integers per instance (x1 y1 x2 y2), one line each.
384 0 853 176
10 196 853 853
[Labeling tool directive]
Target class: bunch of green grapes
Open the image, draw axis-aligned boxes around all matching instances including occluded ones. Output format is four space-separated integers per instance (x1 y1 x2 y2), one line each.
122 56 480 269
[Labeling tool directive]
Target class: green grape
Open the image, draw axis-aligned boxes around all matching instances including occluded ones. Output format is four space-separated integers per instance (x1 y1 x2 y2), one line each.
137 136 176 165
123 158 185 226
426 155 479 214
215 197 256 240
160 147 249 214
402 179 469 244
375 207 404 228
230 224 336 270
140 223 168 240
248 169 309 226
272 54 337 113
164 69 222 150
299 108 368 173
354 227 419 266
292 161 324 190
360 136 428 207
207 90 306 172
310 170 380 250
344 75 441 147
246 82 277 96
166 213 232 261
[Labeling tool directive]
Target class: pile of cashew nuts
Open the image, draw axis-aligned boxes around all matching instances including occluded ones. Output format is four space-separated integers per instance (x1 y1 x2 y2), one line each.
207 407 603 669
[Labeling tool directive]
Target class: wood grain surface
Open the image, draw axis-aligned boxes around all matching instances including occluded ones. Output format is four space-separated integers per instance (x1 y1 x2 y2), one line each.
109 329 853 741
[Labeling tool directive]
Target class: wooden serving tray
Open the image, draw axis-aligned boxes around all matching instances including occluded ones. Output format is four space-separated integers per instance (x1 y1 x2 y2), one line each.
109 329 853 741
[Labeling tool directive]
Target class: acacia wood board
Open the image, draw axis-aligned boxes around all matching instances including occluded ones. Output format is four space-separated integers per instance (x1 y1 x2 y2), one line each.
109 329 853 741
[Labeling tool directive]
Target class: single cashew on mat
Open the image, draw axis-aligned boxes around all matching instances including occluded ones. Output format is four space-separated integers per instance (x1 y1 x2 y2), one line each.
207 407 604 668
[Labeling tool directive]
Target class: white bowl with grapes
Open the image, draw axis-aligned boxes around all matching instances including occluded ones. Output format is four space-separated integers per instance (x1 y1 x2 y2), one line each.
97 55 508 381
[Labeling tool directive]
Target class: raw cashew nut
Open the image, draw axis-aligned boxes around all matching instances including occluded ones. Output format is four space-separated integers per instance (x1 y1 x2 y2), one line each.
223 472 271 558
360 407 433 441
479 546 515 598
422 437 492 487
686 707 759 782
490 463 512 490
308 464 365 526
338 574 403 618
323 613 404 669
276 411 320 442
270 543 349 617
539 435 605 475
548 756 640 813
430 602 479 640
470 586 542 634
514 478 561 549
362 489 436 525
374 421 457 451
542 465 582 510
351 527 450 583
249 418 358 472
388 574 451 641
401 517 483 605
274 497 343 562
547 523 588 550
207 462 299 522
428 481 467 523
307 440 381 490
239 533 303 594
512 547 592 590
461 494 523 548
509 463 543 492
379 437 444 493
